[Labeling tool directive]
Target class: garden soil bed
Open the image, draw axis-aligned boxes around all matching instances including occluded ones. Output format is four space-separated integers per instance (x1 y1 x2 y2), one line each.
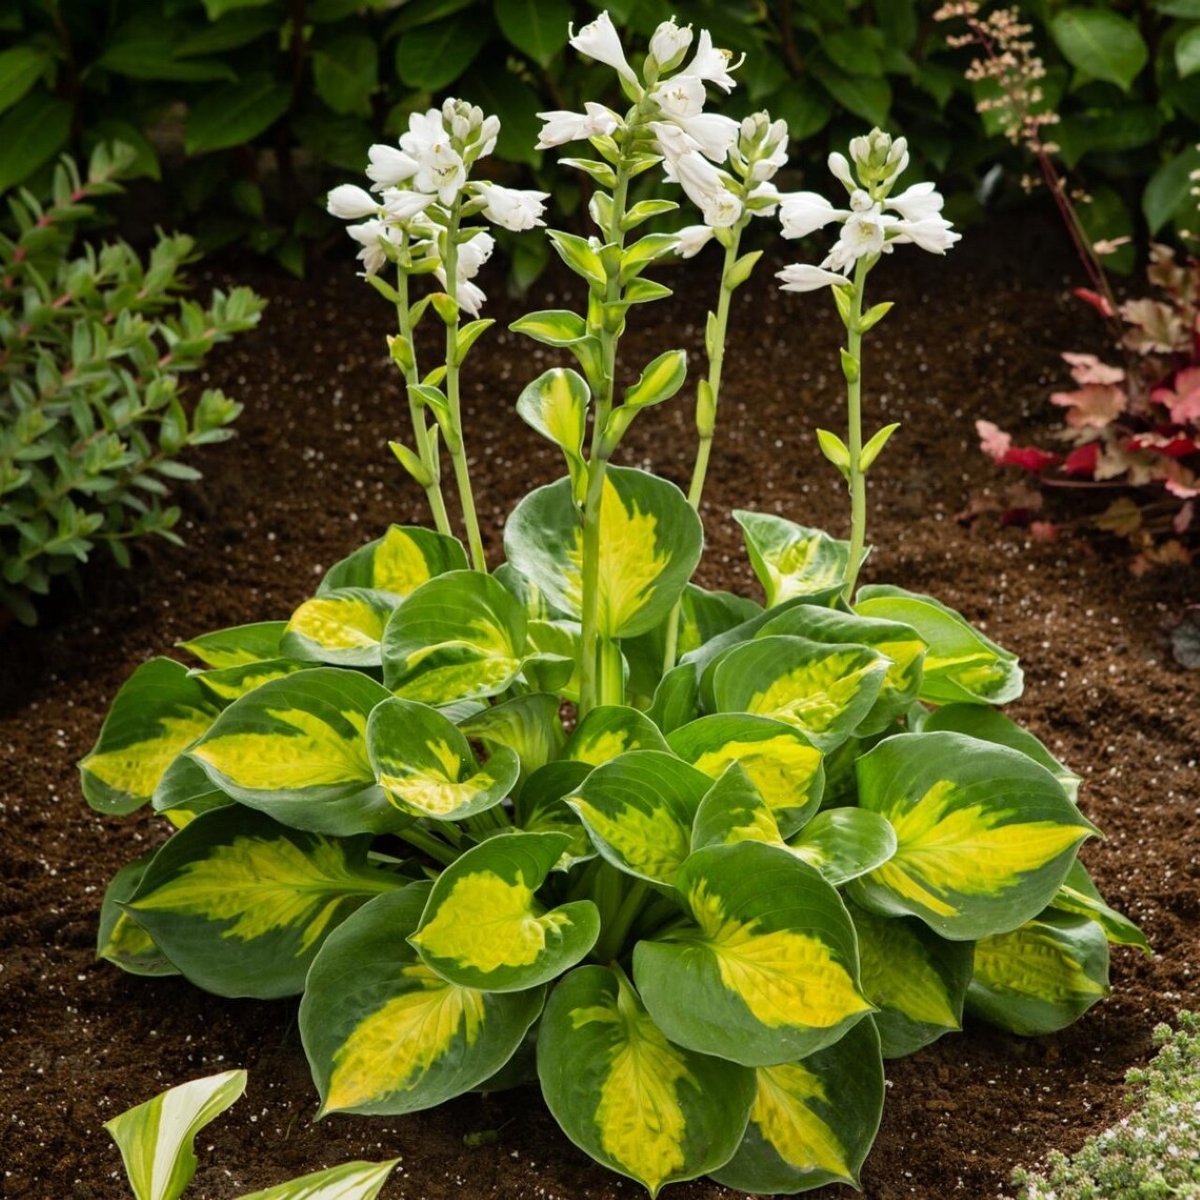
1 210 1197 1200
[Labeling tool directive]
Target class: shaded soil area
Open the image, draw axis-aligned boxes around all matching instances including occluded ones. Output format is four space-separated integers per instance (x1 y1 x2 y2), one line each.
2 211 1198 1199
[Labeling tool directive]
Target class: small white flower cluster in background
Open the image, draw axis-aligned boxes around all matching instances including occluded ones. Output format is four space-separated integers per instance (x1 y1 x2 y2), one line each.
777 128 960 293
326 99 548 314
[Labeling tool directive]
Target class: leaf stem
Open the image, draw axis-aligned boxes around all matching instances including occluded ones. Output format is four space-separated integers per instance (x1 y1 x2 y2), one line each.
395 824 459 867
843 255 870 601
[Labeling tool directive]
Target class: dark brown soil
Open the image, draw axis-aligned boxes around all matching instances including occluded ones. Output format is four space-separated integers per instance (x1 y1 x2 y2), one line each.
2 211 1197 1200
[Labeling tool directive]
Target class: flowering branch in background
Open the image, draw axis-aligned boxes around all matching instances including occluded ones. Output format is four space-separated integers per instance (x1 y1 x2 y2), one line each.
326 98 548 568
776 128 960 599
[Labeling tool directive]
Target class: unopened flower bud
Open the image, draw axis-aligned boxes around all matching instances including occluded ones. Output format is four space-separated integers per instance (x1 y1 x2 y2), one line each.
649 17 693 72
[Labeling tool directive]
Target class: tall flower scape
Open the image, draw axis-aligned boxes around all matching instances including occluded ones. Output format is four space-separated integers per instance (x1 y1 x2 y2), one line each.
82 13 1143 1197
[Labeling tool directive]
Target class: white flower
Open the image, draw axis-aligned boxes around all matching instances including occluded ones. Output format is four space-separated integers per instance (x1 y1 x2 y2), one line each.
746 181 781 217
828 152 855 189
648 120 695 163
382 188 438 222
345 218 398 276
887 181 944 223
653 74 706 119
413 141 466 205
777 263 852 293
435 231 495 316
536 102 619 149
891 215 961 255
849 189 876 212
365 144 418 189
701 191 743 228
478 115 501 158
473 181 548 231
457 279 487 317
400 109 448 159
778 191 846 239
569 11 637 84
679 29 740 92
673 224 715 257
675 111 739 161
326 184 379 220
650 17 693 69
670 150 729 211
822 209 897 272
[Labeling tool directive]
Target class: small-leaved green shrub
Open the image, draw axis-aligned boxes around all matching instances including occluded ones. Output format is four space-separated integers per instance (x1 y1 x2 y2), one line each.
83 14 1148 1196
1012 1012 1200 1200
0 142 265 624
105 1068 398 1200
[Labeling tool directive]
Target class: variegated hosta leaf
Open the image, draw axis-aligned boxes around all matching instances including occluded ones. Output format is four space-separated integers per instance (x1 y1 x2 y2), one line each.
758 605 927 736
711 635 889 753
179 621 287 667
97 854 180 978
567 751 713 887
848 902 973 1058
126 806 403 998
710 1015 884 1193
690 762 791 852
104 1069 247 1200
523 618 580 698
624 584 761 705
1050 858 1150 954
504 467 704 640
494 561 564 621
409 831 600 992
513 760 595 867
516 366 589 486
317 524 468 595
564 704 670 766
855 585 1024 705
458 692 565 788
788 808 898 887
648 662 700 736
236 1159 399 1200
280 588 399 668
733 510 853 604
850 731 1098 940
81 658 221 815
188 668 397 836
668 713 825 837
191 658 311 704
967 910 1110 1036
537 965 755 1198
382 570 528 703
635 842 873 1067
151 753 233 823
923 702 1082 803
301 885 544 1116
366 697 518 821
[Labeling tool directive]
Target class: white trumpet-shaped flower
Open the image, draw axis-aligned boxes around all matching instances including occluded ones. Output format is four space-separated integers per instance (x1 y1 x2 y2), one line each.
326 184 379 220
649 17 693 69
678 28 741 91
672 224 716 258
435 231 495 317
365 145 418 190
473 182 549 231
569 11 638 84
382 188 438 222
777 264 853 292
778 191 847 239
887 181 945 224
535 102 619 149
345 219 399 276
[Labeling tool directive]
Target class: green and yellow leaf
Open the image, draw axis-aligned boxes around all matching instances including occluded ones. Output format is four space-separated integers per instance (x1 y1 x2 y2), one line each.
967 910 1110 1036
188 668 396 836
855 585 1024 705
367 697 519 821
458 692 565 789
851 731 1098 940
81 658 221 815
512 760 596 867
1050 858 1150 954
127 806 401 998
537 965 755 1197
711 1017 884 1194
318 525 468 596
635 842 873 1066
302 885 545 1116
281 588 399 668
848 902 973 1057
178 621 287 668
236 1158 399 1200
668 713 824 836
382 570 528 703
104 1069 247 1200
191 657 310 704
516 367 589 481
504 467 703 640
410 831 599 991
566 751 712 887
96 854 180 978
711 635 889 752
564 704 670 766
733 511 852 604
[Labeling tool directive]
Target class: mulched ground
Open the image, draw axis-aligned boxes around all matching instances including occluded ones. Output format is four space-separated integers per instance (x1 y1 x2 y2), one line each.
1 208 1197 1200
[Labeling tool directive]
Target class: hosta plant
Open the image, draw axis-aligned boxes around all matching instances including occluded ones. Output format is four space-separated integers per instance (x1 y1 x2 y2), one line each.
105 1068 397 1200
0 142 265 624
84 14 1145 1197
